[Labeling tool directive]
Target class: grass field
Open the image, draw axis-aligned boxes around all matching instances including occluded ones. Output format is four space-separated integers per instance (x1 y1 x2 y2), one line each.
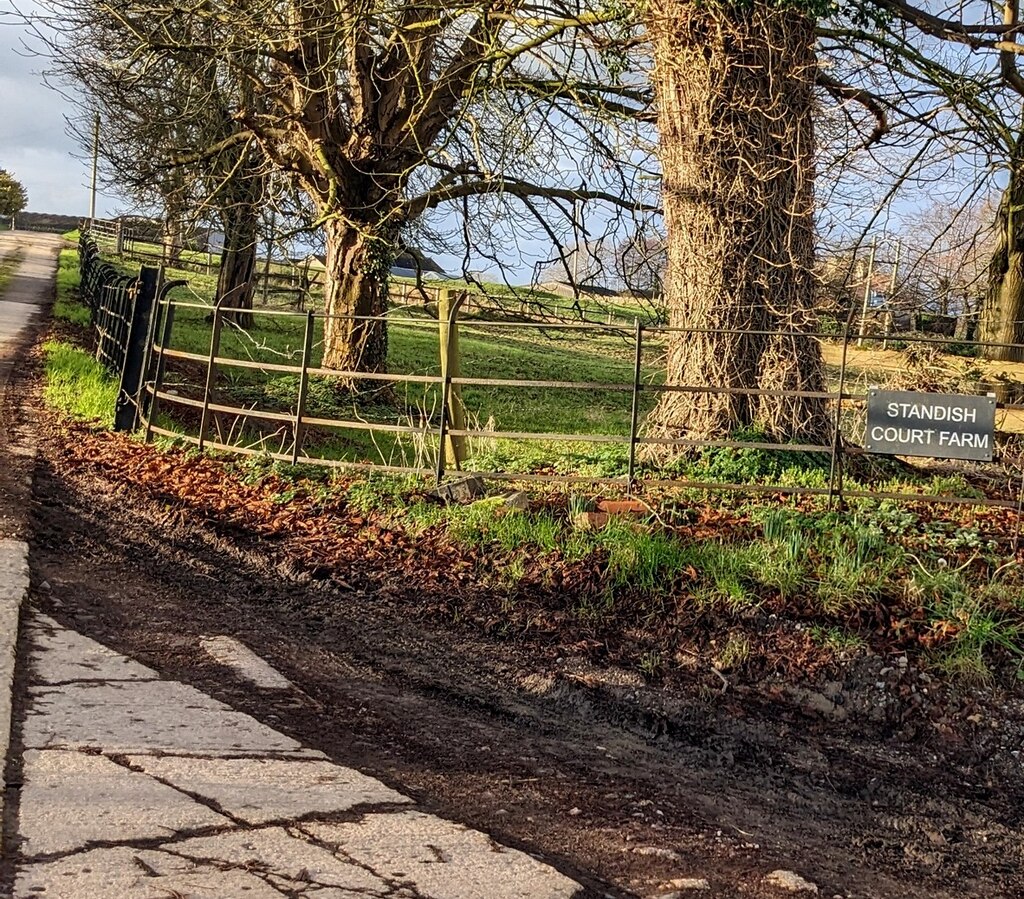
41 242 1024 683
49 243 1024 493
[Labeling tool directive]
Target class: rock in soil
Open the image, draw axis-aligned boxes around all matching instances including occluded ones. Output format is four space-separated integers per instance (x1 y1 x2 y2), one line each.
764 869 819 893
435 475 486 503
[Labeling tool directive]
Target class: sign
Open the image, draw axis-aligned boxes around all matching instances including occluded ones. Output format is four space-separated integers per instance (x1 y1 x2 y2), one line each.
865 390 996 461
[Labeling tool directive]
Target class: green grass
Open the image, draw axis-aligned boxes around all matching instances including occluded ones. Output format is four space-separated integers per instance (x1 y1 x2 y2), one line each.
42 340 118 426
53 249 90 325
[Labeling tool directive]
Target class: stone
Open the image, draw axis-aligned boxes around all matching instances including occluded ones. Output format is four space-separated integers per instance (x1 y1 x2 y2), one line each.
668 878 711 891
764 869 819 893
17 749 230 856
435 475 486 504
504 491 531 512
634 846 683 862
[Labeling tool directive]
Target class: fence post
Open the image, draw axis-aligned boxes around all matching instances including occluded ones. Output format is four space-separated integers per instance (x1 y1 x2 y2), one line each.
115 222 125 258
292 310 315 465
437 289 467 470
827 323 853 508
626 318 643 495
114 266 159 432
857 237 876 349
198 302 224 451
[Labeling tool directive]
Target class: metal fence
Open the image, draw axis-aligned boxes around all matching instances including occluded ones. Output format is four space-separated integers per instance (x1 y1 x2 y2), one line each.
80 231 1024 511
79 234 181 431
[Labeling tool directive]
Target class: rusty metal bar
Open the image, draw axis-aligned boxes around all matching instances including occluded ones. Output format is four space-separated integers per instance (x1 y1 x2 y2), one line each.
626 318 643 495
197 302 224 452
292 310 315 465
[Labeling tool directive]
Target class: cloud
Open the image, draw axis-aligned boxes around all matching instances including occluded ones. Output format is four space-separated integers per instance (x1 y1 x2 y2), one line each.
0 12 113 215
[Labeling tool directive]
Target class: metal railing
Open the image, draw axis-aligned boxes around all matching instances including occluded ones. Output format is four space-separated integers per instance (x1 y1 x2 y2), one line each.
128 297 1024 511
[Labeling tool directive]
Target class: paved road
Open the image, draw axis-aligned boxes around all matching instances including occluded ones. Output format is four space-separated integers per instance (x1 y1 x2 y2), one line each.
9 615 581 898
0 233 583 898
1 232 62 860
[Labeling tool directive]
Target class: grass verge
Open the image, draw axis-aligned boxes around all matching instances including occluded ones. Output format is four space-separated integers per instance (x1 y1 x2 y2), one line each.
42 340 118 426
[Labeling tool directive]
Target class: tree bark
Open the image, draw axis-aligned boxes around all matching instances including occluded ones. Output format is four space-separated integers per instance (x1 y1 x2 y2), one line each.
321 217 392 382
645 2 829 446
981 160 1024 362
216 202 258 327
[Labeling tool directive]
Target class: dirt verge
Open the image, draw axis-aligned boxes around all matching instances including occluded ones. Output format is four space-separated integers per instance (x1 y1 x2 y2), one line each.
13 350 1023 899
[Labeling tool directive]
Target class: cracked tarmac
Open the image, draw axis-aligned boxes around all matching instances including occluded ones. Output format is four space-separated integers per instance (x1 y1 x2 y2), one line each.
6 614 583 898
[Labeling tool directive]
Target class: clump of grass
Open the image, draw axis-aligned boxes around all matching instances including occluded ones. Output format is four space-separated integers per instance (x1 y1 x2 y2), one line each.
809 625 866 654
714 633 751 670
911 566 1024 683
594 520 691 591
42 340 118 426
447 503 563 553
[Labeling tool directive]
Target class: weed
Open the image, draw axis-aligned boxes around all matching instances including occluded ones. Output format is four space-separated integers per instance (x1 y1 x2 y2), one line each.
714 633 751 671
638 650 663 678
809 625 866 654
911 565 1024 683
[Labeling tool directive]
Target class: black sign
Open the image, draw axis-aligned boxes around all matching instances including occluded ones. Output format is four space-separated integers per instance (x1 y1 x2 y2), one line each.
865 390 996 461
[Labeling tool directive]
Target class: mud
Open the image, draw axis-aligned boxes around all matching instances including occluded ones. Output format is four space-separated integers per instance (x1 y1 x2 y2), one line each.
15 410 1023 899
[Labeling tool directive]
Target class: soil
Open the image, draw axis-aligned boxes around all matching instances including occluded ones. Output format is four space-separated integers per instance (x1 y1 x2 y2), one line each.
11 349 1024 899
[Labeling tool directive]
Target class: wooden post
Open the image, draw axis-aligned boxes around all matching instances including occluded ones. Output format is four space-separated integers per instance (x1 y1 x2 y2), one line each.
626 318 643 495
857 238 876 348
437 289 467 469
144 295 176 444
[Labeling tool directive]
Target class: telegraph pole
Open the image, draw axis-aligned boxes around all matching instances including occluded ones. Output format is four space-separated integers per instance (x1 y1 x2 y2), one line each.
88 112 100 224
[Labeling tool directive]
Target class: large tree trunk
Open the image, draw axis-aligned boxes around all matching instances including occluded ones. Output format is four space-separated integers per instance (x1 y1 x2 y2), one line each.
216 202 258 327
321 217 391 381
981 160 1024 362
645 2 829 446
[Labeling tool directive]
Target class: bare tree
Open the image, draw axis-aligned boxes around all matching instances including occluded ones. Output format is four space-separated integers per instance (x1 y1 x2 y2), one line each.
29 0 655 380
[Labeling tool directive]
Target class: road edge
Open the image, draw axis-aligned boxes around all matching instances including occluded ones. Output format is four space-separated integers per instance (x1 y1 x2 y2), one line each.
0 537 29 856
0 234 59 857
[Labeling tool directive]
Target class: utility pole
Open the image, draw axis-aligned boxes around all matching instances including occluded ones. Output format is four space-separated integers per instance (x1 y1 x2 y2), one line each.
857 237 877 349
88 112 100 224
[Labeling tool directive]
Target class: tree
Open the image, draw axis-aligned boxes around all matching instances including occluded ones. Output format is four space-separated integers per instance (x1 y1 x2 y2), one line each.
32 0 654 380
49 15 269 322
0 170 28 225
823 0 1024 361
644 0 828 444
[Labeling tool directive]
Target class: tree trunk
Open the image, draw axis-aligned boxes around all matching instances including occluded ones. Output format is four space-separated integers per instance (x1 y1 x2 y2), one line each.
216 203 258 328
162 215 184 267
321 217 391 382
981 162 1024 362
645 2 829 446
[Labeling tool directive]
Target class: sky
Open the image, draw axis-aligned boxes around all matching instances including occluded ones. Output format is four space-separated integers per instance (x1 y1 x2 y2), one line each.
1 6 115 218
